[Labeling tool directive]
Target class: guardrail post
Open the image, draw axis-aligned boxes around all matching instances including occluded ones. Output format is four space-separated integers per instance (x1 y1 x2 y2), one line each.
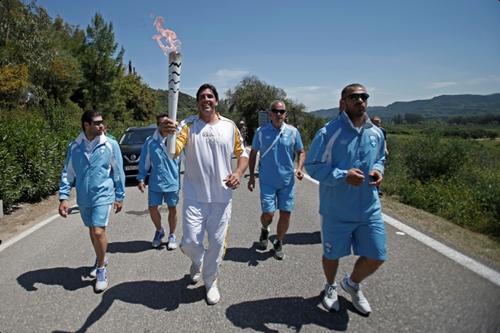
0 199 3 218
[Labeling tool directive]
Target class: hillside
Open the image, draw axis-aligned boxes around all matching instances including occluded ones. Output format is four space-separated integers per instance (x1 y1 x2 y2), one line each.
309 93 500 120
153 89 198 119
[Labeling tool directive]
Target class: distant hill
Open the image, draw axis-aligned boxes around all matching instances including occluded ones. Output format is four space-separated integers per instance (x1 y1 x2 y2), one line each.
153 89 198 119
309 93 500 120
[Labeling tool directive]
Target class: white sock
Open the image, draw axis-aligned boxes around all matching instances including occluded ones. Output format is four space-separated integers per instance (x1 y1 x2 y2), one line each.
347 277 359 289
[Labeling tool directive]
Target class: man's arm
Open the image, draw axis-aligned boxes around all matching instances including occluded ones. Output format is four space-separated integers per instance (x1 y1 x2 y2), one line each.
247 149 258 191
304 127 350 187
137 140 150 193
295 149 305 180
111 140 125 212
58 144 74 218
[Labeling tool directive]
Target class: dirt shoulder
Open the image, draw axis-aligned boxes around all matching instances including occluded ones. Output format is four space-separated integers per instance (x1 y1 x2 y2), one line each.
1 194 499 271
0 193 76 246
381 196 500 270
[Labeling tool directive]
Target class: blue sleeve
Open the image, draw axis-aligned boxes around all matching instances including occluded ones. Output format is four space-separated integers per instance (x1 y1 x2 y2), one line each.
58 143 74 200
305 128 348 187
372 135 386 175
111 140 126 202
294 128 304 151
137 140 150 182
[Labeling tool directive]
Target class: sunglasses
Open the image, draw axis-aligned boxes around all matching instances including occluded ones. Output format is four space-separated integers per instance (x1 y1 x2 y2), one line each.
92 120 104 126
271 109 286 115
347 93 370 101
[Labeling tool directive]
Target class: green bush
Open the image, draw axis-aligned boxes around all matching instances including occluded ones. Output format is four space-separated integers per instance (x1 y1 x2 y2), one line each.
0 111 73 211
384 132 500 240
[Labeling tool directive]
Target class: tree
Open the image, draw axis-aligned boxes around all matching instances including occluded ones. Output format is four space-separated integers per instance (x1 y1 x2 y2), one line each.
76 13 124 117
404 112 424 124
225 76 286 140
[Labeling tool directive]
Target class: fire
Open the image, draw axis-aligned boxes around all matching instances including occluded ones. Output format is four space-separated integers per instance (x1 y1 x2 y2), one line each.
152 16 182 55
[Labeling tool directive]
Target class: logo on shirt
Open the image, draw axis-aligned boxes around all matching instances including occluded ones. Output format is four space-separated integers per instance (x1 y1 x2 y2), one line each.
369 135 377 147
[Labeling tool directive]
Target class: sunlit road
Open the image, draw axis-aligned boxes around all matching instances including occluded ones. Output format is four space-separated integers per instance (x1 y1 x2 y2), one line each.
0 175 499 332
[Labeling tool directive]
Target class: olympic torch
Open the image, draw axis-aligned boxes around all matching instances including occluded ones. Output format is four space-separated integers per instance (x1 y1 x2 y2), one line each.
167 51 182 155
152 16 182 156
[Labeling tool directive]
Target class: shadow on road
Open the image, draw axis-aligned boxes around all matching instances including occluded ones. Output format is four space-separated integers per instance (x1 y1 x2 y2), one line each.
125 209 149 216
107 240 153 253
224 243 274 266
283 231 321 245
226 294 350 332
68 275 204 333
17 266 94 291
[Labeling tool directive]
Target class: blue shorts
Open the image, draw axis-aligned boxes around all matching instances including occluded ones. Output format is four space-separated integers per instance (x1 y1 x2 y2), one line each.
80 205 112 228
259 182 295 213
321 216 387 260
148 189 179 207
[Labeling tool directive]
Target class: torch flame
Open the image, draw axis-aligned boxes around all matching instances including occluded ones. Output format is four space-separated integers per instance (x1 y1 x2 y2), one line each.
152 16 182 55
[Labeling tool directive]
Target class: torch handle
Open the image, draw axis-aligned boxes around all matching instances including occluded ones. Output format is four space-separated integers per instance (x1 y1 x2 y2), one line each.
167 52 182 156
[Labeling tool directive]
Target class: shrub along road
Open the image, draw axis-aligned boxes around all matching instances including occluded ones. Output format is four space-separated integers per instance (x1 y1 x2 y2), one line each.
0 178 499 332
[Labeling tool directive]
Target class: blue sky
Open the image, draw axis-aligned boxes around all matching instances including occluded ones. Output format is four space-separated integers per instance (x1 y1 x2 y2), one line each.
38 0 500 111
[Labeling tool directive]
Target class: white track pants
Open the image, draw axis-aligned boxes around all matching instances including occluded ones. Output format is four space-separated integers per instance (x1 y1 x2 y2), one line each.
180 199 232 287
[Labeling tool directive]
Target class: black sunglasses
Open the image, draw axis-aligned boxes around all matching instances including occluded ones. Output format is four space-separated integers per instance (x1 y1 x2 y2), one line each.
347 93 369 101
92 120 104 126
271 109 286 115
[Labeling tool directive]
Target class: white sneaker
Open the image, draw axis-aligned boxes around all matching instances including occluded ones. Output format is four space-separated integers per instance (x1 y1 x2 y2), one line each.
190 263 201 284
322 283 340 311
152 228 165 248
94 267 108 292
167 234 178 250
340 275 372 315
206 281 220 305
90 257 108 279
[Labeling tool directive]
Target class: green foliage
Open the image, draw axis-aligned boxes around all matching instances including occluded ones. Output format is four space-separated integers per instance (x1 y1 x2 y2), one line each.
225 76 287 138
0 111 75 211
384 130 500 239
0 63 29 107
403 136 468 182
75 13 124 117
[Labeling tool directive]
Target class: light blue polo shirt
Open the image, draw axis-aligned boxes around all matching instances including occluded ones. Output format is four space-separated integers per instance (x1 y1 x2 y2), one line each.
252 122 304 188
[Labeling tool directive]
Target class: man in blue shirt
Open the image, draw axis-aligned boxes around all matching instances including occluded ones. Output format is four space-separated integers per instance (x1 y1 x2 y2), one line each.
305 83 386 315
137 114 180 250
247 100 305 260
58 110 125 292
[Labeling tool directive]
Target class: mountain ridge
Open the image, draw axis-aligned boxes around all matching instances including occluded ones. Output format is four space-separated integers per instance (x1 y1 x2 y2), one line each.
309 93 500 120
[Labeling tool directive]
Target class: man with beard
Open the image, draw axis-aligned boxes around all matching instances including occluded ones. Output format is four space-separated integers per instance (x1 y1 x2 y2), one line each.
305 83 386 315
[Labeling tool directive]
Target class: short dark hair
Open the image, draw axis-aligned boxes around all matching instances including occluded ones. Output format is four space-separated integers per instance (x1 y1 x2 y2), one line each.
196 83 219 101
341 83 366 99
156 113 169 124
81 110 102 131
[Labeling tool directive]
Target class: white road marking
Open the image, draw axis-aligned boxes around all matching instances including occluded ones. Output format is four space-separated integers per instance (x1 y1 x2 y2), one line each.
0 214 59 253
303 173 500 287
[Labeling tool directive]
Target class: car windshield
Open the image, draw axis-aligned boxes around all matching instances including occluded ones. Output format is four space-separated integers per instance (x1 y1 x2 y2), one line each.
120 128 156 145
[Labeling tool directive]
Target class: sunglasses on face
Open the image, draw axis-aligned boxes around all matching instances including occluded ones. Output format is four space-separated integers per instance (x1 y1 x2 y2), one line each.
347 93 370 101
271 109 286 115
92 120 104 126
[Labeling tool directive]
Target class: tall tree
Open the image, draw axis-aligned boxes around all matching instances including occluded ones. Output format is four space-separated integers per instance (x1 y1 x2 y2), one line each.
225 76 286 139
76 13 124 117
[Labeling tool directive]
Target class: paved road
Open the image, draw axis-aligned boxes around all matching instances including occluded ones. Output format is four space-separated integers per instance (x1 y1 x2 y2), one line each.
0 176 499 332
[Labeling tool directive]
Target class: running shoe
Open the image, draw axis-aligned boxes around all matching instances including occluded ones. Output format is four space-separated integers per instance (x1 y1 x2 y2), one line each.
167 234 177 250
340 274 372 315
206 281 220 305
95 267 108 292
258 228 269 250
90 257 108 279
152 228 165 248
322 283 340 311
272 239 284 260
